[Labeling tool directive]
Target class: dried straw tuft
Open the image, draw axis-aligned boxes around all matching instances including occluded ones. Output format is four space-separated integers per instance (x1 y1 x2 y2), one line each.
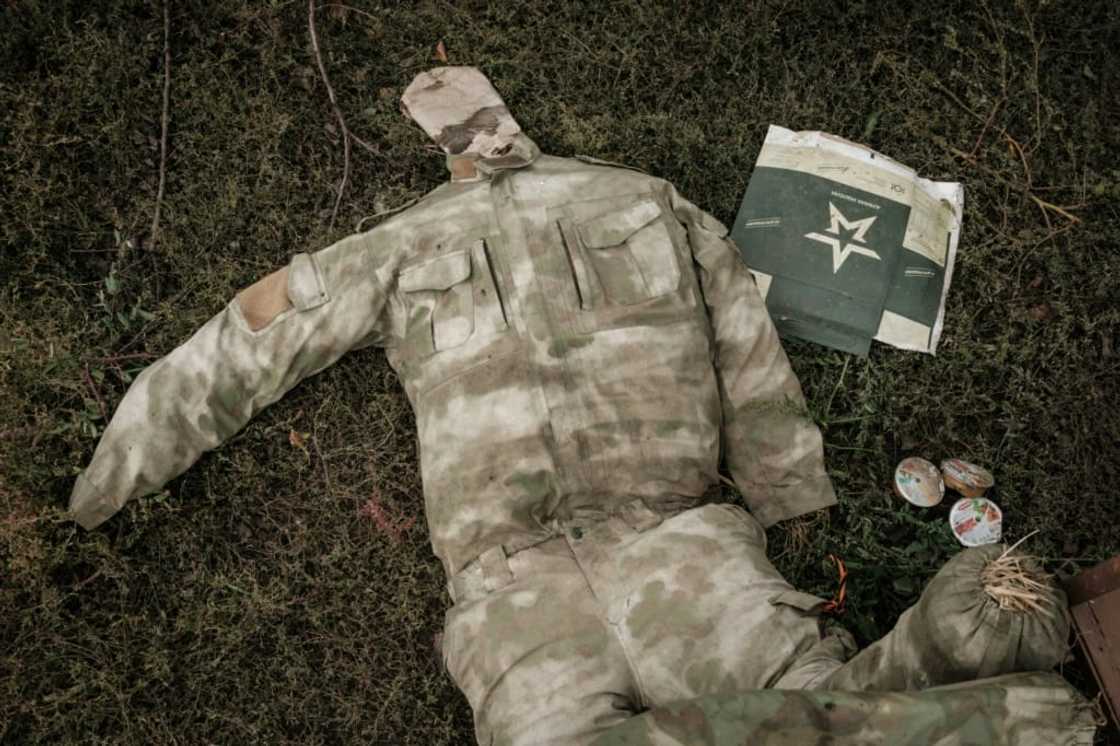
981 539 1057 615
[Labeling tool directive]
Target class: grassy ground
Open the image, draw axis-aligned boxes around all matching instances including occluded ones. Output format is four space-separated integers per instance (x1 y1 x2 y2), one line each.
2 0 1118 743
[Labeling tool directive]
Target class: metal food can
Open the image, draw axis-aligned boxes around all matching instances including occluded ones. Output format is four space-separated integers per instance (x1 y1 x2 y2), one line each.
894 457 945 507
940 459 995 498
949 497 1003 546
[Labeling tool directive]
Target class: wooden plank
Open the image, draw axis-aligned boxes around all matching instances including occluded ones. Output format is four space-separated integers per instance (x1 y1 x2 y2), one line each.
1066 555 1120 606
1070 588 1120 728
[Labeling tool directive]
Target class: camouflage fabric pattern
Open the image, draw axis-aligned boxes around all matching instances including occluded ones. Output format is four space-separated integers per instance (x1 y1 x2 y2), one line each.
591 672 1098 746
401 66 540 176
66 68 1092 746
442 502 850 745
823 545 1070 692
70 69 836 581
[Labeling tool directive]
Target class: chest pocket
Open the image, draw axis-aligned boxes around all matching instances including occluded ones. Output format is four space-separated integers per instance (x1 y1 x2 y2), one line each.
398 238 507 357
561 199 681 308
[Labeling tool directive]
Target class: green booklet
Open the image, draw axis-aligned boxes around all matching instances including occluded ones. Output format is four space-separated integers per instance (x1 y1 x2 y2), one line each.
730 125 963 355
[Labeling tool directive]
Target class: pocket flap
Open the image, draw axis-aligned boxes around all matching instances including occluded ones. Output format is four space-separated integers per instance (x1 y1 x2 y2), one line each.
770 590 829 614
399 250 472 292
287 252 330 311
577 200 662 249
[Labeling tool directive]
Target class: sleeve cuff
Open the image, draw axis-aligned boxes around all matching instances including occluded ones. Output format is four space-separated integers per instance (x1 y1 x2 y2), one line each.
740 474 838 528
69 473 121 530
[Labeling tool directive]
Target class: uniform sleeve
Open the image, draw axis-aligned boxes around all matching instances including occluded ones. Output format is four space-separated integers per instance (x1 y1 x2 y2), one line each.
69 230 401 529
670 187 837 527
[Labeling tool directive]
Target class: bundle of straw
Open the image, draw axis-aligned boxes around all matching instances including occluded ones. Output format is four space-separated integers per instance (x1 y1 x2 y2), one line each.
981 534 1057 615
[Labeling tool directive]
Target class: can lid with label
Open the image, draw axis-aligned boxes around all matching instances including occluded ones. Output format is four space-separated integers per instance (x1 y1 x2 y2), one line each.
949 497 1003 547
894 457 945 507
941 459 995 498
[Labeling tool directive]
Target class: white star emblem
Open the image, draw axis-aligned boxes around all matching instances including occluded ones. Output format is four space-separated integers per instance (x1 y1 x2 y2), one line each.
804 202 881 273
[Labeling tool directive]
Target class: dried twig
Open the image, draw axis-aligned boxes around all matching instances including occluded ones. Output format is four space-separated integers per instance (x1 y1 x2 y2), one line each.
1021 3 1045 153
311 397 334 495
967 97 1005 161
350 131 380 157
999 529 1041 559
823 355 851 422
355 196 420 232
308 0 352 233
316 2 380 24
82 366 109 423
86 353 158 364
1029 195 1082 224
150 0 172 248
1003 133 1032 190
73 569 104 590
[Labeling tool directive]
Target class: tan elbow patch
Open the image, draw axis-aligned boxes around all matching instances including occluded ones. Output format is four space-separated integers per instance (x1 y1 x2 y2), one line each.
236 266 292 331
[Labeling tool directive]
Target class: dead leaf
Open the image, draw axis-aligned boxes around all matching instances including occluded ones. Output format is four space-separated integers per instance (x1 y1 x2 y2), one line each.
434 40 448 63
289 429 310 450
1027 303 1052 321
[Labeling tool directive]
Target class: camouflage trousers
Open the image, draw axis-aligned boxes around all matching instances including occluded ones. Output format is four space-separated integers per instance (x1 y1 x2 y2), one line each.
441 502 849 745
590 671 1099 746
441 502 1097 745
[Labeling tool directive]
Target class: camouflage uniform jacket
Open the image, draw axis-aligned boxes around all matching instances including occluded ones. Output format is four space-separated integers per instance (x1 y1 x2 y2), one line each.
70 151 837 577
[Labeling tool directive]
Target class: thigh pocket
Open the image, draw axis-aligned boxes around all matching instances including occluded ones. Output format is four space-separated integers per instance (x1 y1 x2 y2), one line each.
560 199 682 308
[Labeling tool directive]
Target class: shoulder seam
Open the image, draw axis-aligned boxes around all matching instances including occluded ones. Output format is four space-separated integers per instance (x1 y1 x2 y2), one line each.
573 154 649 175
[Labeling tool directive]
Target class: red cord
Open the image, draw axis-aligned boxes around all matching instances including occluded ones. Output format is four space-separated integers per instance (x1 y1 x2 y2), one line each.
821 554 848 615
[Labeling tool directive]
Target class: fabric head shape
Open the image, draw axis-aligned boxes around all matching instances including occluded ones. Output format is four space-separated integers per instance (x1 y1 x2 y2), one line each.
401 66 539 179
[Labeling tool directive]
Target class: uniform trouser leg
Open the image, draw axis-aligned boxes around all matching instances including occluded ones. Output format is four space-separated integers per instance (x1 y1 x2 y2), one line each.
442 537 638 746
442 503 849 745
587 671 1098 746
577 502 848 699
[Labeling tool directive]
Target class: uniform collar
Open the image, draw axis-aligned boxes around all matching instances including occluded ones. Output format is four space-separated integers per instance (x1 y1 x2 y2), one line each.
446 133 541 182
